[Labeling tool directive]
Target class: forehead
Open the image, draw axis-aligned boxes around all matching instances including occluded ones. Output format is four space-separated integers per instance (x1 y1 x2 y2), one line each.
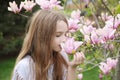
56 20 68 32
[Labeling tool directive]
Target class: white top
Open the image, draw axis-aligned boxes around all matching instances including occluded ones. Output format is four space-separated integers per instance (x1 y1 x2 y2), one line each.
12 52 68 80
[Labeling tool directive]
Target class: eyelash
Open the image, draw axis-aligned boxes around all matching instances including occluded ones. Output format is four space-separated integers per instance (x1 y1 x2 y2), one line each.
56 35 61 37
56 34 69 38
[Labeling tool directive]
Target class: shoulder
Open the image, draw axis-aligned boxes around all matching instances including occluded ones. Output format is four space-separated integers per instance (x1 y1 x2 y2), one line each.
15 55 33 70
12 55 35 80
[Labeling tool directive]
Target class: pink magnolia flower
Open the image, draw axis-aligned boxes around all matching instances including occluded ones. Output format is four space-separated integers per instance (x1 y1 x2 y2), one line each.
35 0 63 10
50 0 63 10
100 13 113 21
64 38 83 54
104 44 114 50
105 16 120 29
78 73 83 80
80 25 96 43
91 31 100 44
99 57 118 75
102 27 116 41
84 35 90 43
22 0 36 11
35 0 51 9
96 27 116 43
71 9 81 20
99 62 111 75
8 1 24 13
99 73 103 80
68 18 80 33
80 25 96 35
107 58 118 69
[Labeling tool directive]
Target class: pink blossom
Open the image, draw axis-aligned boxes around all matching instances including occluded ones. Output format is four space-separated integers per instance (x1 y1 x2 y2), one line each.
107 58 118 69
96 27 116 43
64 38 83 54
104 44 114 50
99 73 103 80
50 0 63 10
22 0 36 11
8 1 24 13
35 0 51 9
50 0 61 4
84 35 90 42
71 9 81 20
99 58 118 75
91 31 100 44
105 16 120 29
78 73 83 80
68 18 79 33
100 13 113 21
99 62 111 75
80 25 96 43
102 27 116 41
80 25 96 35
35 0 63 10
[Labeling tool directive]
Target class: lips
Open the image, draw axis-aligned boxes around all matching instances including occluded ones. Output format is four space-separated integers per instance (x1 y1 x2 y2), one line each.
59 44 62 50
59 43 65 51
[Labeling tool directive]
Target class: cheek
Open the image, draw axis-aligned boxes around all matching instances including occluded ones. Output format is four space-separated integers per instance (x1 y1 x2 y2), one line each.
52 38 62 51
54 38 60 46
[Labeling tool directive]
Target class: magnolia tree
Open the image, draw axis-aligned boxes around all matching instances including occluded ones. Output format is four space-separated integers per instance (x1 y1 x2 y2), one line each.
8 0 120 80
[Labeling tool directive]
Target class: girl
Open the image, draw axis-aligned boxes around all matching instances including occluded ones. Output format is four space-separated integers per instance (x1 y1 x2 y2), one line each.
12 10 85 80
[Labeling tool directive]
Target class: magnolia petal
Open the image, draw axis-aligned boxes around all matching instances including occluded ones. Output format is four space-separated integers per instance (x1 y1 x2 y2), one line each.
74 41 83 50
8 7 12 11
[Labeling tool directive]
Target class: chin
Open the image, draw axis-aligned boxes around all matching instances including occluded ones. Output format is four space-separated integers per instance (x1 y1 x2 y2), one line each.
54 48 62 52
53 46 62 52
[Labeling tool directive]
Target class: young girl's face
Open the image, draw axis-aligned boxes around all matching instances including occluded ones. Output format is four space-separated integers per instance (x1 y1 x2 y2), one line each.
52 20 68 52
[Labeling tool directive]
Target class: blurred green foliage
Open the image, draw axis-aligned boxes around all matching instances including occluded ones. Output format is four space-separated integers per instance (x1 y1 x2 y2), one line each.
0 0 27 55
115 4 120 15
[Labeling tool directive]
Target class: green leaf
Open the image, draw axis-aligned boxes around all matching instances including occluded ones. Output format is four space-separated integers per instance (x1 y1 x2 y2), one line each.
115 4 120 15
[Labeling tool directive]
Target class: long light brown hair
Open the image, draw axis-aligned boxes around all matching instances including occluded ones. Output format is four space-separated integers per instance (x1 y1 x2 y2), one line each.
14 10 68 80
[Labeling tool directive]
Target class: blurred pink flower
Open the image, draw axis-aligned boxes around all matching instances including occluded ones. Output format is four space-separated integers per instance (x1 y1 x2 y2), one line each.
64 38 83 54
22 0 36 11
99 58 118 75
91 31 100 44
68 18 80 33
71 9 81 20
80 25 96 35
102 27 116 41
78 73 83 80
8 1 24 13
105 16 120 29
96 27 116 43
104 44 114 50
100 13 113 21
80 25 96 43
35 0 63 10
107 58 118 69
99 62 111 75
50 0 63 10
84 35 90 43
35 0 51 9
99 73 103 80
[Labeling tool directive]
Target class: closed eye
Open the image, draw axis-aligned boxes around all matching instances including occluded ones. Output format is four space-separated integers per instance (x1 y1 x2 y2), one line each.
56 32 62 37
